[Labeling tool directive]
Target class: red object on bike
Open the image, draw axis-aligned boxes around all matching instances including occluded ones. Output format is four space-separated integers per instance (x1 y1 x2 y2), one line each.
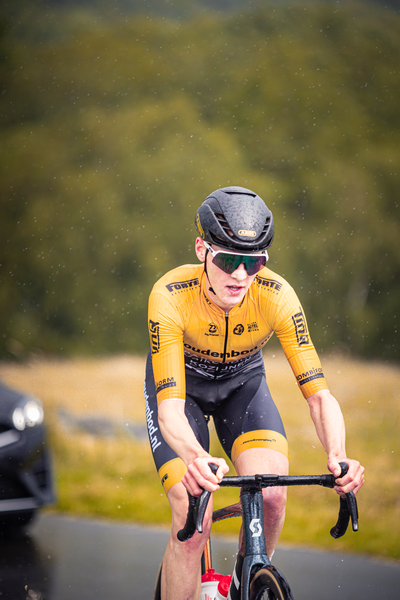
201 568 224 583
216 575 232 599
201 569 224 600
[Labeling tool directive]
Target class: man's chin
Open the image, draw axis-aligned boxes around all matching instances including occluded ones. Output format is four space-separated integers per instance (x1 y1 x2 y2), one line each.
223 293 245 309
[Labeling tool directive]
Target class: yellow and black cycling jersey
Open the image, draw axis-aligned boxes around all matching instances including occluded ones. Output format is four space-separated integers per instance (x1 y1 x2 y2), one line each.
148 263 328 403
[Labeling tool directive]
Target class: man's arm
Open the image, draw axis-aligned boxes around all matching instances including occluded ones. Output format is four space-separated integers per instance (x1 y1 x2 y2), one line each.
158 399 229 495
306 389 364 495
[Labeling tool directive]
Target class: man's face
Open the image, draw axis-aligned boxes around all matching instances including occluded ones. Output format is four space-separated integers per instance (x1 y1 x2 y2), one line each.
195 238 259 312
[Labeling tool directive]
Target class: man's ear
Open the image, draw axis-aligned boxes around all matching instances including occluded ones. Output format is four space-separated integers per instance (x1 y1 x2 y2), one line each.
195 237 207 262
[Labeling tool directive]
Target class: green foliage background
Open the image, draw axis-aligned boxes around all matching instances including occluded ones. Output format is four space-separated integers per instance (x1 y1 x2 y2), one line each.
1 0 399 360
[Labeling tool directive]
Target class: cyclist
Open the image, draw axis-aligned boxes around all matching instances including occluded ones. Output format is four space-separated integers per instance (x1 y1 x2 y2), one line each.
144 186 364 600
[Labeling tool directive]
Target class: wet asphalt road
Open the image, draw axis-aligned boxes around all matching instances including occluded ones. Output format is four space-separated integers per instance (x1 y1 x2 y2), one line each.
0 514 399 599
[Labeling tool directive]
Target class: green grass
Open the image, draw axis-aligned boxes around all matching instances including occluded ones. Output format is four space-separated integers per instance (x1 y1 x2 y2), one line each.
1 354 399 562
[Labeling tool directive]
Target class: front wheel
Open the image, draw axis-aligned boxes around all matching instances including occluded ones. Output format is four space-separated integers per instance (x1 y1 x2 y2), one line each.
249 566 294 600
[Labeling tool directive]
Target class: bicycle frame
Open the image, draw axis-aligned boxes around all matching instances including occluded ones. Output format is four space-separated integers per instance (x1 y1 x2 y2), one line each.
239 485 271 600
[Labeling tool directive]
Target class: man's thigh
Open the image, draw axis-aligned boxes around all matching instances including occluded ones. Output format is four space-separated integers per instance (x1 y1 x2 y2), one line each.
213 372 288 465
235 447 289 477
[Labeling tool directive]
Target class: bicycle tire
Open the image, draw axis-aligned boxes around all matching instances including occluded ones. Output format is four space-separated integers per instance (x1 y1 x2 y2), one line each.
249 566 293 600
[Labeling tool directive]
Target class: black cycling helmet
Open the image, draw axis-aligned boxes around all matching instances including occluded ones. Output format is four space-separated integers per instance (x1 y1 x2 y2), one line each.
195 186 274 252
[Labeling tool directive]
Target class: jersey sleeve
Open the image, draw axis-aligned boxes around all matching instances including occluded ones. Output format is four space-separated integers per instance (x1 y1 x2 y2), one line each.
272 286 328 398
148 287 187 404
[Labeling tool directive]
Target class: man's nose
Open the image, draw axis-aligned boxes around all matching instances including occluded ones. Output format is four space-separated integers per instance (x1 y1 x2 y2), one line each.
231 263 247 280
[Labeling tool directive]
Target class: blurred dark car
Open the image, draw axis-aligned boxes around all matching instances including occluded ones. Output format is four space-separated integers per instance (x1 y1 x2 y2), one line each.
0 380 55 530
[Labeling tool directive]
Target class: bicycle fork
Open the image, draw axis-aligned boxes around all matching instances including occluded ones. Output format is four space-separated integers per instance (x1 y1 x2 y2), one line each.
229 486 270 600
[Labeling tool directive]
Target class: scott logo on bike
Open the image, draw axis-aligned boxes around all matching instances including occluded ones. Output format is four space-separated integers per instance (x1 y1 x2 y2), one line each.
249 518 262 538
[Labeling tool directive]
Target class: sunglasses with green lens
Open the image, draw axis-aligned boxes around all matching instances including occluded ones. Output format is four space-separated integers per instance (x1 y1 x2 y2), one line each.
203 241 268 276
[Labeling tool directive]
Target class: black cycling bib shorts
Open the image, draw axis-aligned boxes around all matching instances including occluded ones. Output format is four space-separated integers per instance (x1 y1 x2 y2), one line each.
144 351 288 493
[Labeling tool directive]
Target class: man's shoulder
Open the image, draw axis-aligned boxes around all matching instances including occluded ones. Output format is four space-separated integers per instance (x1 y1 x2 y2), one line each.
151 264 203 297
252 267 292 295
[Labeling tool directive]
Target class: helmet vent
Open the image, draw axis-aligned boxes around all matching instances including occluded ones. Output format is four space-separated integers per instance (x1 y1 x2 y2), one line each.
214 213 234 237
261 217 271 235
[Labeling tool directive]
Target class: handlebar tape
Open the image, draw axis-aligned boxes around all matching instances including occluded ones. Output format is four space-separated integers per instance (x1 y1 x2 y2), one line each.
330 462 359 539
177 493 199 542
177 464 218 542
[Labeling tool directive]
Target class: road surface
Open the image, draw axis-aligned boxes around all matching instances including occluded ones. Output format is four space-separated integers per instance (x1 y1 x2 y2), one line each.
0 514 398 599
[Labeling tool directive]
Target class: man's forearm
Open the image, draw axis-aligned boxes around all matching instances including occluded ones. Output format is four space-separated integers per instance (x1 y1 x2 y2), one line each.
306 389 346 459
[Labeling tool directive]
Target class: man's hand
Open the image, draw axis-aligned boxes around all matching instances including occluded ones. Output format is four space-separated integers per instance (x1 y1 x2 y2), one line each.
327 457 364 497
181 456 229 497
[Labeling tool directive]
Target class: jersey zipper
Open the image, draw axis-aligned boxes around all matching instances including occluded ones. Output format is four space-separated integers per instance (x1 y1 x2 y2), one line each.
215 311 229 379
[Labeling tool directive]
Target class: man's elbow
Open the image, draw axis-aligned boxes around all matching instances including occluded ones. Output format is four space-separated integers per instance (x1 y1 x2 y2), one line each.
157 398 185 429
306 389 333 410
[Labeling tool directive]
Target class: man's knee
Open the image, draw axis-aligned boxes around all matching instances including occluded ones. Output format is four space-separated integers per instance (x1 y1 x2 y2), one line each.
262 486 286 518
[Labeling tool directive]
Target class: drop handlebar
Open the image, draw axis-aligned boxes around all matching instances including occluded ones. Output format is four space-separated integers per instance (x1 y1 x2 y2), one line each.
177 462 358 542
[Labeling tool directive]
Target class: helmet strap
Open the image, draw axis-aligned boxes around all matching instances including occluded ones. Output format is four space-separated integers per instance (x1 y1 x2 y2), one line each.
204 249 216 295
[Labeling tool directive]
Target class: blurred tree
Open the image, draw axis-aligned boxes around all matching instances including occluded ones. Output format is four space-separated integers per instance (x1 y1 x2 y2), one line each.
0 0 399 360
